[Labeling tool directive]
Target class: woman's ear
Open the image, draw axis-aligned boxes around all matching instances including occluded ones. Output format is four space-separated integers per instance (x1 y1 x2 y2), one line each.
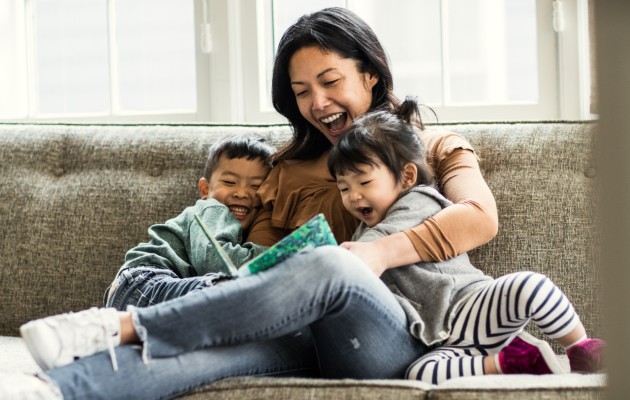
365 71 380 91
198 178 210 199
401 163 418 189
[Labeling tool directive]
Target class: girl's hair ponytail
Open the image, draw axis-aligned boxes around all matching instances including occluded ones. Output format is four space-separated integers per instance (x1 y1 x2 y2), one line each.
394 97 421 125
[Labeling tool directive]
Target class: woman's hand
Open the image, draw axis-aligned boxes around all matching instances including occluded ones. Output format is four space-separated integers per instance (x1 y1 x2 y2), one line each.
340 240 389 277
340 232 420 277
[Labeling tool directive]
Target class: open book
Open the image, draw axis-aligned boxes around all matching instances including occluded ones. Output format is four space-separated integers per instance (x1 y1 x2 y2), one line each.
194 213 337 276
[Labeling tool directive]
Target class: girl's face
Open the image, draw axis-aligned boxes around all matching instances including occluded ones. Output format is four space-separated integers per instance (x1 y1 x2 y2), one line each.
335 161 405 227
288 46 379 145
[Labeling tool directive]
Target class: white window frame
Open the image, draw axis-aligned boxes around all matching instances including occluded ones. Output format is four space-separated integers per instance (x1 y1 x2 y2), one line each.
4 0 211 123
224 0 594 124
2 0 594 123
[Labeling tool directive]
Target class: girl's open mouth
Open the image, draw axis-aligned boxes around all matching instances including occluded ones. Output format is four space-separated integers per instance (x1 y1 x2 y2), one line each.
358 207 373 218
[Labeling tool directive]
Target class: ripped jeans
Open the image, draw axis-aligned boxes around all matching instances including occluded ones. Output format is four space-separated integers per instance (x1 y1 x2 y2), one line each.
44 246 428 400
104 266 231 310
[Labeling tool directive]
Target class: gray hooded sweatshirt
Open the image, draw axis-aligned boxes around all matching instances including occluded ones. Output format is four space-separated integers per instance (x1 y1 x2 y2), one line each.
352 185 493 346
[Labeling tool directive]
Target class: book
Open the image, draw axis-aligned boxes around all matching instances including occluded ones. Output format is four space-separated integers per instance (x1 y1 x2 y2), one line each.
194 213 337 276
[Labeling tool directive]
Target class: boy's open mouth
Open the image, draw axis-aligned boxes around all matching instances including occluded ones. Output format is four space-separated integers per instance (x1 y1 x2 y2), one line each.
228 205 250 219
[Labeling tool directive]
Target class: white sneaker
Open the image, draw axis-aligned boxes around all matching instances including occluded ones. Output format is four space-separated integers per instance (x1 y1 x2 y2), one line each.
20 307 121 371
0 373 61 399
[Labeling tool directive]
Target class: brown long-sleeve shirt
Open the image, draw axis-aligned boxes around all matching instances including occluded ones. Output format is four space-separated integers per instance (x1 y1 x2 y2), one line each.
246 129 498 262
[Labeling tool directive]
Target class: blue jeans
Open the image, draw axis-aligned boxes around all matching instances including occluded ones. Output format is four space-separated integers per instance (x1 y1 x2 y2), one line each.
44 246 427 400
104 266 230 310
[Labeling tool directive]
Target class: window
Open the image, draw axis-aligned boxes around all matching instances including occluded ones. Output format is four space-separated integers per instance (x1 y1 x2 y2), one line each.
1 0 592 123
251 0 593 122
1 0 205 122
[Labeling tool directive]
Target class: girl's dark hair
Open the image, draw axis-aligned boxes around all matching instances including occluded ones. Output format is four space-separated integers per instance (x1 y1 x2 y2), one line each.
271 7 406 164
327 97 434 187
203 136 276 180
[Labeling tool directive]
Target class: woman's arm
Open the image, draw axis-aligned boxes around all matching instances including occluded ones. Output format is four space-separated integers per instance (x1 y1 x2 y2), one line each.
406 147 498 261
342 134 498 270
347 187 445 276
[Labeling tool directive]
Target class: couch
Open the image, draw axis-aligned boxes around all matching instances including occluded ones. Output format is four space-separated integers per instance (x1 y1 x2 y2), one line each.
0 121 605 399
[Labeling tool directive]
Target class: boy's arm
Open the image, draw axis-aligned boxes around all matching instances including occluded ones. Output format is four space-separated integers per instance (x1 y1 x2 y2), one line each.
121 200 267 279
189 201 268 275
122 210 199 278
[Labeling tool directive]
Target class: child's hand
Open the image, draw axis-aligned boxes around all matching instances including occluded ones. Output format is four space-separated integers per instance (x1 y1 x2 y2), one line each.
339 241 388 277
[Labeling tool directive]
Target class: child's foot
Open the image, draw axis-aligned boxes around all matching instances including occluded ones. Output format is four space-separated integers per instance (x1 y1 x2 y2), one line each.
0 373 61 399
497 332 567 374
566 338 605 373
20 307 121 371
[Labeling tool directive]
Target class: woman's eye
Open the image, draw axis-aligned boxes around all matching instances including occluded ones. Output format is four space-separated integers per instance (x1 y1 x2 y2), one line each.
324 79 339 87
295 90 308 98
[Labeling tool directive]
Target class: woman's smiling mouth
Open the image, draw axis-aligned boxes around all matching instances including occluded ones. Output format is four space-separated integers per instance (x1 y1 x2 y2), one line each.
320 112 348 133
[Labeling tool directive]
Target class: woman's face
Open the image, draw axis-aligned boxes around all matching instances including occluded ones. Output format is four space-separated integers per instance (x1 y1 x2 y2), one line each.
288 46 379 145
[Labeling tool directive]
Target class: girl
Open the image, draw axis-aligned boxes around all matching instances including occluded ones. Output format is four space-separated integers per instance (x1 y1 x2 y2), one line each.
327 98 605 384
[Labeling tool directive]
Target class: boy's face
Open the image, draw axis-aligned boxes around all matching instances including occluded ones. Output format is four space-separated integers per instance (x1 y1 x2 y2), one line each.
198 155 270 229
335 161 404 227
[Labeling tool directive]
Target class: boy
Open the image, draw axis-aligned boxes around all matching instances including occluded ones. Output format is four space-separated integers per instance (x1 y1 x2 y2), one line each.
21 135 276 371
104 135 275 309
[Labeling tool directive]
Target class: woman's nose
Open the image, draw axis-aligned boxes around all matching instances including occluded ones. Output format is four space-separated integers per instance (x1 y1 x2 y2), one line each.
311 88 329 111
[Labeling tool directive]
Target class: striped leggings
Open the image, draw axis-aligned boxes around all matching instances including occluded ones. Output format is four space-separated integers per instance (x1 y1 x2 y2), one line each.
406 271 580 384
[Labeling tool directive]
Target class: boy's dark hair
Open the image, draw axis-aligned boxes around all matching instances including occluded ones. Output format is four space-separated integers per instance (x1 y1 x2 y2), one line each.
203 136 276 180
328 97 434 187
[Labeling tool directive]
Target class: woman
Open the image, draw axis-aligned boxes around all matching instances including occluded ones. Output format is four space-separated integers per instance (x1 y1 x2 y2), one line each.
6 7 499 400
247 7 497 276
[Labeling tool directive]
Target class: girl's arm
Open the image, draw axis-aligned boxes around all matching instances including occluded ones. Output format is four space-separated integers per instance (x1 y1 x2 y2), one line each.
342 132 498 271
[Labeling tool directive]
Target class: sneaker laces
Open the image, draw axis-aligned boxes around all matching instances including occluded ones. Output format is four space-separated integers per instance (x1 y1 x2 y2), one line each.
58 308 120 371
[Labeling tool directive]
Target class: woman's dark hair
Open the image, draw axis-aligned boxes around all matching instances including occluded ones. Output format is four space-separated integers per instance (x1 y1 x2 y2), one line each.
271 7 403 164
203 135 276 180
327 97 434 187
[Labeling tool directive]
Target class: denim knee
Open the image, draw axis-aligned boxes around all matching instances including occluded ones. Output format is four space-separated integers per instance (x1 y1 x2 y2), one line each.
105 267 218 310
305 246 373 284
105 267 174 309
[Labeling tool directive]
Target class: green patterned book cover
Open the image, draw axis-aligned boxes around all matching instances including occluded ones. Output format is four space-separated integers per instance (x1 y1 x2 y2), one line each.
238 213 337 276
194 213 337 277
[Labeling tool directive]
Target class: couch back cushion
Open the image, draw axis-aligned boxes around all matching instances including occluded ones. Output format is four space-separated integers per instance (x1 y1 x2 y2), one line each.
0 122 600 339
